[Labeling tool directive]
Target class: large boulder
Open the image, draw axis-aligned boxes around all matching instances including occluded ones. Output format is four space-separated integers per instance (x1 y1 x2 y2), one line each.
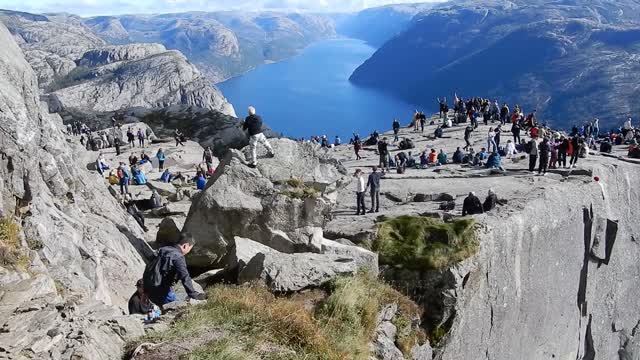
228 237 360 292
182 139 349 268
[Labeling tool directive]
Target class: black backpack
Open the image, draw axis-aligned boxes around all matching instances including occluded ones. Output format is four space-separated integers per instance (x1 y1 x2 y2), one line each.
143 251 167 290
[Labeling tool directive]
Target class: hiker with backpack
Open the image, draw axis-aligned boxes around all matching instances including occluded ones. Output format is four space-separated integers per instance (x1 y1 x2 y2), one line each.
143 233 207 307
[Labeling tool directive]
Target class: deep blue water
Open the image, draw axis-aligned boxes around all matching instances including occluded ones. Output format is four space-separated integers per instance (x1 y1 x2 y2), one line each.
218 38 419 140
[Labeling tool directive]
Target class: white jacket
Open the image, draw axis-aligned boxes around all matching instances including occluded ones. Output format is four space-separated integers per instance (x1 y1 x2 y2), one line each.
355 175 366 193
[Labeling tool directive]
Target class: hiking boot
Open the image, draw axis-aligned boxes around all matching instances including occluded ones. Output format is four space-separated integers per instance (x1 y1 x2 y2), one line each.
367 210 375 214
267 152 275 158
248 163 257 169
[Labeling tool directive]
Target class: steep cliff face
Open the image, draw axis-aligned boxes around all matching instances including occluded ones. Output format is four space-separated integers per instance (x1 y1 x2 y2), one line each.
439 160 640 359
0 9 105 88
350 0 640 129
336 3 433 46
85 12 336 83
0 11 236 117
0 22 150 358
49 44 235 115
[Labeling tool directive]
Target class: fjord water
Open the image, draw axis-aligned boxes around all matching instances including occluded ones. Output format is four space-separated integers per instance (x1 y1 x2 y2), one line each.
218 38 418 140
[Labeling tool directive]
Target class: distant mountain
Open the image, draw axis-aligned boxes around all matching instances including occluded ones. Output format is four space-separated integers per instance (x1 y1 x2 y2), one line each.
350 0 640 129
0 10 235 116
336 3 434 46
84 12 336 83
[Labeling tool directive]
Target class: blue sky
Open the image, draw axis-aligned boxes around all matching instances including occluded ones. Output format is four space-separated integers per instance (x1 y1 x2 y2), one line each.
0 0 444 16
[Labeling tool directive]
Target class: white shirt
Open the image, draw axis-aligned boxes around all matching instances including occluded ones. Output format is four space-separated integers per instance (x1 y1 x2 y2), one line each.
624 120 632 130
355 175 366 193
446 119 452 127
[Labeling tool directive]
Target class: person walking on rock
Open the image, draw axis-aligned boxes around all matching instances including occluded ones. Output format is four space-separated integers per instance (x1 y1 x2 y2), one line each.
174 129 185 147
203 146 214 173
243 106 274 168
392 119 401 143
365 166 383 213
143 233 207 307
354 169 367 215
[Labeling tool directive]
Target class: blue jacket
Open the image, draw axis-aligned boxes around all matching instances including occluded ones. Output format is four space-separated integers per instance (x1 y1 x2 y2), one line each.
486 153 502 169
196 176 207 190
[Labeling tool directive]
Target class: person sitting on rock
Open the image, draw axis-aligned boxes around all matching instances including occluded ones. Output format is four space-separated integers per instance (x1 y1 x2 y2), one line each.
462 192 484 216
196 172 207 190
434 126 444 139
395 152 408 174
485 151 503 171
437 149 448 165
452 147 464 164
96 153 110 176
108 170 119 185
129 279 152 315
334 136 341 146
160 169 173 183
150 190 163 209
129 153 138 167
428 149 437 165
420 152 429 169
406 152 416 168
143 233 207 306
506 140 517 158
483 189 499 212
600 139 612 153
478 148 488 161
124 194 148 232
139 151 151 165
131 165 147 185
243 106 275 168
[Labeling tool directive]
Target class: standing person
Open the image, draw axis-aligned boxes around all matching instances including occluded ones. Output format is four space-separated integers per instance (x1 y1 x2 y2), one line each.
538 138 550 176
487 128 497 153
592 118 600 138
392 119 401 143
118 162 130 195
142 233 207 307
354 169 366 215
137 128 145 148
549 138 559 169
202 146 214 173
365 166 382 213
570 136 581 168
464 125 473 150
377 137 390 173
156 148 166 171
511 122 521 144
558 136 569 168
420 112 427 132
494 125 502 149
500 103 509 125
174 129 185 146
114 138 121 156
127 128 135 148
528 138 538 172
243 106 275 168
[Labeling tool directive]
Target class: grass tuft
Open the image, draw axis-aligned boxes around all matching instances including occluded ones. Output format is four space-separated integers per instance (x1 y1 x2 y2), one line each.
375 216 478 271
130 273 425 359
280 177 319 199
0 217 29 270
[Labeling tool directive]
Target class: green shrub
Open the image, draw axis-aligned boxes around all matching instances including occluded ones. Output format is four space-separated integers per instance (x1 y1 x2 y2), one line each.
375 216 478 271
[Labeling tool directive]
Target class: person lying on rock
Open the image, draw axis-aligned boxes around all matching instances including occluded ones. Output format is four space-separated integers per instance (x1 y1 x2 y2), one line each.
243 106 275 168
143 233 207 307
462 192 484 216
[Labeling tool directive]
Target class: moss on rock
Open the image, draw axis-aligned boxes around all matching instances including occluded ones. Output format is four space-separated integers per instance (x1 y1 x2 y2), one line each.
375 215 478 271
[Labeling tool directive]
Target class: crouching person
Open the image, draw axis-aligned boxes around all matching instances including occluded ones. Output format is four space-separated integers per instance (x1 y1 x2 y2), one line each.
143 233 207 307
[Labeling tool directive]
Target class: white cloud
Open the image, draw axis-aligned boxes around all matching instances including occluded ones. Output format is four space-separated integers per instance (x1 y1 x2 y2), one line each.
0 0 444 16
